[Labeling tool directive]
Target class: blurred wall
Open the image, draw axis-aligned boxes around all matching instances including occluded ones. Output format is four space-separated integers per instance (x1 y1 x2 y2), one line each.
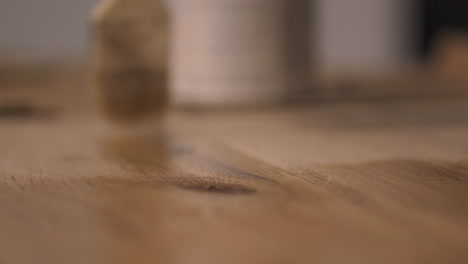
0 0 99 61
0 0 414 75
316 0 414 76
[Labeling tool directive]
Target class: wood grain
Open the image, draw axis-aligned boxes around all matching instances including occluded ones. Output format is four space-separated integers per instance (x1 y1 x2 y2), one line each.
0 93 467 263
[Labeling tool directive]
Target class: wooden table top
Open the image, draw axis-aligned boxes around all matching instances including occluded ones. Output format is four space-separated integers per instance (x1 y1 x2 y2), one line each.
0 93 467 264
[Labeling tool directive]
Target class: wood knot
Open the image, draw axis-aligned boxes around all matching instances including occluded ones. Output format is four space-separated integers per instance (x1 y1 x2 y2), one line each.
178 183 256 195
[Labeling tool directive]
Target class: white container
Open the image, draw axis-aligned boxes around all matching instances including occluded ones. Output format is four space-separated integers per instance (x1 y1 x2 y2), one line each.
170 0 310 107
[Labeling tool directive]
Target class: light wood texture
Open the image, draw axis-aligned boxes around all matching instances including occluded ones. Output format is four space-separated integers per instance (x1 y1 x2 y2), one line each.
0 81 467 263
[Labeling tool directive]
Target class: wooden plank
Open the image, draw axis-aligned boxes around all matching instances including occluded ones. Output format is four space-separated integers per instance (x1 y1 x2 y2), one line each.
0 96 467 264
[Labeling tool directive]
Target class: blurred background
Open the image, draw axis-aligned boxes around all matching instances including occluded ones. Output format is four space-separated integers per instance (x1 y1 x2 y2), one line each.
1 0 468 112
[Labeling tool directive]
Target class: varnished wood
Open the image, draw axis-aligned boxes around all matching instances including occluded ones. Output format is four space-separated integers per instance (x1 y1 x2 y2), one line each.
0 77 467 263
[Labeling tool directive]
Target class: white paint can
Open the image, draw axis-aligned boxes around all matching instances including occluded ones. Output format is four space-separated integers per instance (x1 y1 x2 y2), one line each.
170 0 310 107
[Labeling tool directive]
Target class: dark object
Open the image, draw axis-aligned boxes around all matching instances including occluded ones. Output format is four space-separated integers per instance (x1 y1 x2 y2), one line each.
418 0 468 59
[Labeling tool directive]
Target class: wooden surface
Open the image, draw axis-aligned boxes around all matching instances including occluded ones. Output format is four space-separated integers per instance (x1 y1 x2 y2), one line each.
0 82 467 263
